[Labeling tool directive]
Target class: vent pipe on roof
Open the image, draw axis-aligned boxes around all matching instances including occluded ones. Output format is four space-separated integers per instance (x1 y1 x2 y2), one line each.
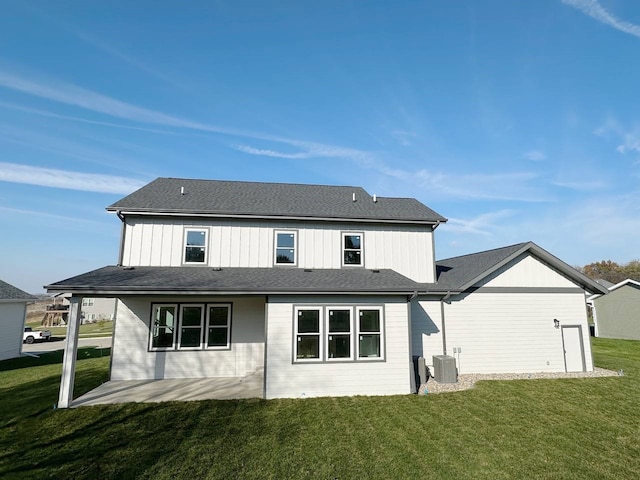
373 194 377 203
352 192 356 202
180 186 185 195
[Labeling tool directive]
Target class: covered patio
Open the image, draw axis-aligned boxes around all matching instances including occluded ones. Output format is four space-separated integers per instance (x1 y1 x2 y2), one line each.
72 368 264 407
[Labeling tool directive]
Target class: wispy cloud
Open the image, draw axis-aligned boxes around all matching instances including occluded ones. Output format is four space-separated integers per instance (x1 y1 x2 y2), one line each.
443 209 516 236
523 150 546 161
562 0 640 38
0 70 551 202
0 205 109 227
594 116 640 154
0 100 181 135
233 145 314 159
0 162 146 194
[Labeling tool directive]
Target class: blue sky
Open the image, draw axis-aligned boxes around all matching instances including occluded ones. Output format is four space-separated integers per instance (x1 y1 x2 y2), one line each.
1 0 639 293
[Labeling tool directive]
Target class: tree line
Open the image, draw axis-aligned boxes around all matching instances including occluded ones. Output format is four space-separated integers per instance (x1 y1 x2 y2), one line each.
578 260 640 284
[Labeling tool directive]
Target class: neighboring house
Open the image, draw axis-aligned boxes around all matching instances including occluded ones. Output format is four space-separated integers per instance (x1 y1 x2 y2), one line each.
0 279 35 361
46 178 607 407
588 279 640 340
80 297 116 322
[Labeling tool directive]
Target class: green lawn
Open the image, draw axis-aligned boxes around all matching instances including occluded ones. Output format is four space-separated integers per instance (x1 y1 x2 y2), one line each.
1 338 639 479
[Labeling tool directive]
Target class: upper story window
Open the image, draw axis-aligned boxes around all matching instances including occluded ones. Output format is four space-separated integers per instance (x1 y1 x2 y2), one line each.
82 298 94 307
184 229 208 264
275 231 297 265
342 232 363 266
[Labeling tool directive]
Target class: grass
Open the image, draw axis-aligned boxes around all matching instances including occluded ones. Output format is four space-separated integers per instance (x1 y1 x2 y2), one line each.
0 338 639 479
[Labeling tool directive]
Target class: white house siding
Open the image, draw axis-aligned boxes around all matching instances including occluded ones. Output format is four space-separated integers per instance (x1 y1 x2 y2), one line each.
444 292 592 374
481 254 577 288
110 296 265 381
120 217 436 283
265 295 412 399
410 298 444 369
0 302 27 361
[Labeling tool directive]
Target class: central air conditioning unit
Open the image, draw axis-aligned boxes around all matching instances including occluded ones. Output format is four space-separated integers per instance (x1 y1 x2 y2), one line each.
432 355 457 383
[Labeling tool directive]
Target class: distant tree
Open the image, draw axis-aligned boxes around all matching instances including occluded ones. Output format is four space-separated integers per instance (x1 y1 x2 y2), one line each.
580 259 640 284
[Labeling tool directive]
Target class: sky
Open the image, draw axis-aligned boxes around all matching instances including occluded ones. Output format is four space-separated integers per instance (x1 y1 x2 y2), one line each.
1 0 639 293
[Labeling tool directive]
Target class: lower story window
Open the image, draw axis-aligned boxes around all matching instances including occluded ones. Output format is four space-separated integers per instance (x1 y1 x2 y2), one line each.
151 304 177 349
150 303 232 350
294 305 384 362
296 308 321 360
358 307 383 358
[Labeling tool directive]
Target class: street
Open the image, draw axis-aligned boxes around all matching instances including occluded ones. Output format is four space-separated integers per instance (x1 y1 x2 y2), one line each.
22 336 113 355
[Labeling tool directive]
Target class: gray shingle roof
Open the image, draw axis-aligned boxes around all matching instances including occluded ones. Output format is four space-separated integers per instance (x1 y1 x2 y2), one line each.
0 279 35 300
434 243 529 290
107 178 447 224
433 242 608 295
45 266 425 295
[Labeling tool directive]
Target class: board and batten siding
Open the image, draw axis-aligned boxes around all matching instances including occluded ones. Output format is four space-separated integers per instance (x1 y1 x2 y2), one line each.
443 253 593 374
265 295 412 399
0 303 27 361
120 217 436 283
110 296 265 381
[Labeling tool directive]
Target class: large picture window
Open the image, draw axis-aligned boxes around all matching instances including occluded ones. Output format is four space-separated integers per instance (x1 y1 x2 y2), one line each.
150 303 232 351
342 232 363 266
275 231 297 265
184 229 208 264
293 305 384 362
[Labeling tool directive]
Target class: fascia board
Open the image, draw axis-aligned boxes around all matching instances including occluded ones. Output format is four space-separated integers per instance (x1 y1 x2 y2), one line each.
107 209 441 226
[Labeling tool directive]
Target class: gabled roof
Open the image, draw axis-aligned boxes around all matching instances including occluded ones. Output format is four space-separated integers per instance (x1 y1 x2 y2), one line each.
0 279 35 301
107 178 447 225
589 278 640 302
45 266 425 296
434 242 609 295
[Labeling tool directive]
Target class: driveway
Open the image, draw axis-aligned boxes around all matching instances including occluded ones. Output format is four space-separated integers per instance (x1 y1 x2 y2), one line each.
22 336 113 355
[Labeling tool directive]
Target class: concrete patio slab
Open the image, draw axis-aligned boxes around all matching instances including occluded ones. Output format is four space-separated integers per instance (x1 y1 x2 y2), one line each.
71 368 264 407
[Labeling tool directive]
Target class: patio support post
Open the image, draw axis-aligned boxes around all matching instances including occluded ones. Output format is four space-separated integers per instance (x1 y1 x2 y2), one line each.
58 296 81 408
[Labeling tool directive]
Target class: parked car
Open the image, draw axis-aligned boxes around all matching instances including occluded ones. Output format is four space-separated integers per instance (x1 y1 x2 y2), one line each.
23 327 51 344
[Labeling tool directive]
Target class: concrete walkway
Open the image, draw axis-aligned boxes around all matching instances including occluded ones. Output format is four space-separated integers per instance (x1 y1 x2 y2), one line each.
72 368 264 407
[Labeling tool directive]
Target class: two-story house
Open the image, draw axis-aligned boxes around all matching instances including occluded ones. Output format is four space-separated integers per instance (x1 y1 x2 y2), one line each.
47 178 607 407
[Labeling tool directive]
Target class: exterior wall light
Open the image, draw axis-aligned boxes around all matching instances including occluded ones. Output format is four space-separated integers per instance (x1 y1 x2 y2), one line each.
554 318 560 329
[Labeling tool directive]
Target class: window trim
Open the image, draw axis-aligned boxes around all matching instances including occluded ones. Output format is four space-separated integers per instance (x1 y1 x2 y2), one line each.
356 306 385 360
274 230 298 266
341 232 364 267
326 306 354 361
205 303 232 350
183 228 209 265
293 306 323 362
